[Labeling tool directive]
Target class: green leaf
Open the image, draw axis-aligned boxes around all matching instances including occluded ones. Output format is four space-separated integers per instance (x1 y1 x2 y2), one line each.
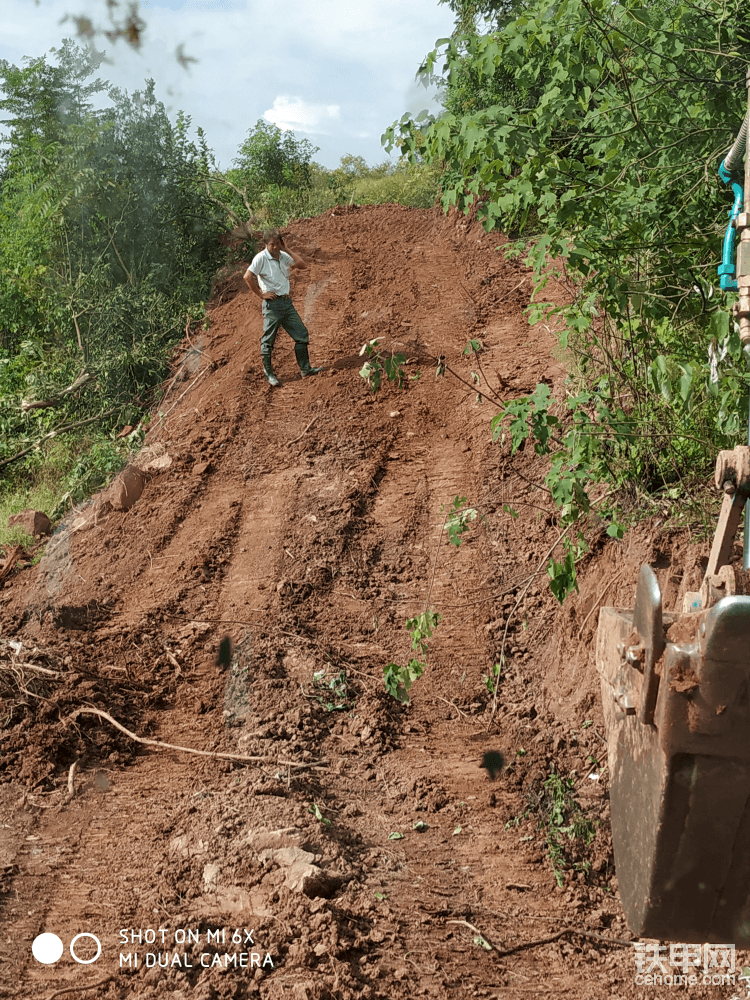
308 803 331 827
548 550 578 604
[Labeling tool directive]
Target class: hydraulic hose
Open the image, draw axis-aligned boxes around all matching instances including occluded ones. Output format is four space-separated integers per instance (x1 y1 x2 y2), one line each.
716 80 750 568
725 110 749 173
744 77 750 570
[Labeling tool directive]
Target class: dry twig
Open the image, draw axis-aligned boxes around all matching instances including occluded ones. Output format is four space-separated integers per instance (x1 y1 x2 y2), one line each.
490 489 614 727
0 544 25 582
447 919 498 949
492 927 634 957
64 706 327 770
490 521 577 725
66 760 79 800
45 975 114 1000
435 696 473 721
447 918 634 957
151 366 210 438
163 645 182 674
288 414 319 446
156 610 311 643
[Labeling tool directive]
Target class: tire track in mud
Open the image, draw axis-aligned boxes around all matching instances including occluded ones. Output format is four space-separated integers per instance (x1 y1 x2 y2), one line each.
0 204 659 1000
0 747 229 999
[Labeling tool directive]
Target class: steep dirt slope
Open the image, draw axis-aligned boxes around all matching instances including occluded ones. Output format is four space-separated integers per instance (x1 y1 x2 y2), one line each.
0 204 737 1000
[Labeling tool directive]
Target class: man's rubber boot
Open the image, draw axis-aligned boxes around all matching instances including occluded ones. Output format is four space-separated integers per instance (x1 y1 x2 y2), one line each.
295 344 322 378
262 354 281 387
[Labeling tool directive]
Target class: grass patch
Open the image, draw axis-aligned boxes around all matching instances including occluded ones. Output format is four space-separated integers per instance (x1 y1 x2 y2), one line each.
507 770 598 887
0 430 130 548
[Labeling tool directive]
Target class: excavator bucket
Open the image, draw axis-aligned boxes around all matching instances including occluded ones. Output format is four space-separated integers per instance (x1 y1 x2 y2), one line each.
596 446 750 943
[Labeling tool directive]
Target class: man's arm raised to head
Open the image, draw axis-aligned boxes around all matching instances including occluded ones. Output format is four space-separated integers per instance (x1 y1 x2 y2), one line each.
280 237 308 270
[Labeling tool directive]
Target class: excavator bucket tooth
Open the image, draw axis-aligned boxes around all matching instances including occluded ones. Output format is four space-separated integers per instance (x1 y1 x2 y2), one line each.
597 571 750 943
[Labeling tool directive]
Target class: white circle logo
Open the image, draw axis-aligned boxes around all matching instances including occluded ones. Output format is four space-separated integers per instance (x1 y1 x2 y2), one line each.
32 933 64 965
70 933 102 965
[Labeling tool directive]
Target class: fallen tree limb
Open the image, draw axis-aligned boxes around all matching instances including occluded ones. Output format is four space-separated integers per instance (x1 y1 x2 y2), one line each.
45 975 114 1000
0 407 120 471
446 918 634 957
288 415 318 447
65 706 327 769
21 371 94 412
492 926 635 957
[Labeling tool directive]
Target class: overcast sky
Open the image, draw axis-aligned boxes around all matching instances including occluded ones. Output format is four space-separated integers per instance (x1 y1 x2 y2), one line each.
2 0 456 169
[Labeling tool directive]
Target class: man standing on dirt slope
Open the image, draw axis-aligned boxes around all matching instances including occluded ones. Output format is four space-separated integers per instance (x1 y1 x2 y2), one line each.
244 228 322 387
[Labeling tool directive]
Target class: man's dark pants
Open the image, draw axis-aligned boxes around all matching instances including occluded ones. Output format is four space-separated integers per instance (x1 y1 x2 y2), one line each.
261 297 309 358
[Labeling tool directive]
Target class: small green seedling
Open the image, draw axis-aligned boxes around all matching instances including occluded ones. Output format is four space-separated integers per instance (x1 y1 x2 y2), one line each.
442 495 480 546
384 660 423 703
463 338 483 356
311 667 349 711
505 810 530 829
539 774 598 887
308 803 331 827
358 339 406 393
482 662 501 695
383 610 442 703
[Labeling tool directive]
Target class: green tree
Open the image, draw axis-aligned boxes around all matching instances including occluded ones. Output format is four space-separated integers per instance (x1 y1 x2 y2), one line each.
0 43 223 471
232 119 317 193
0 39 108 171
387 0 750 530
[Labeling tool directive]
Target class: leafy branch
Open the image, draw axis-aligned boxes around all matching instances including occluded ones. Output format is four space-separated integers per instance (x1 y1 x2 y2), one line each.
384 610 442 704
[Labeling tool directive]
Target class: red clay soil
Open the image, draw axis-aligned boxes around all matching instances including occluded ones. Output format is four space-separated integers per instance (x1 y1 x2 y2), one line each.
0 203 742 1000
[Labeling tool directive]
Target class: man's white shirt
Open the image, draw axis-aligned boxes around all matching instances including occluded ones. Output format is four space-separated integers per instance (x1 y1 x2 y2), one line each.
247 249 293 296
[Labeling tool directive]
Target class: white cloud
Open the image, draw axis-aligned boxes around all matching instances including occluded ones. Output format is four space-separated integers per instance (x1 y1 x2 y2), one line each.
1 0 456 168
264 96 341 136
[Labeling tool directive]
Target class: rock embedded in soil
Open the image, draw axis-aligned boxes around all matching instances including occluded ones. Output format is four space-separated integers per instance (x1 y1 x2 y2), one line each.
8 508 52 537
110 464 145 511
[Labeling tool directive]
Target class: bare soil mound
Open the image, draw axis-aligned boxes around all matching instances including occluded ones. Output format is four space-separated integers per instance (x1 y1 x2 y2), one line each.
0 203 729 999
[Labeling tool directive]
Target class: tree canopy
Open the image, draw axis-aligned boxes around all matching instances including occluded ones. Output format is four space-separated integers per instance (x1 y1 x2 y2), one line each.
387 0 750 586
0 41 223 476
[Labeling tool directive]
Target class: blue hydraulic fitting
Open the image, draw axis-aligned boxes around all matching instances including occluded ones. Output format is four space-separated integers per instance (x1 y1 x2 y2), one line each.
718 158 745 292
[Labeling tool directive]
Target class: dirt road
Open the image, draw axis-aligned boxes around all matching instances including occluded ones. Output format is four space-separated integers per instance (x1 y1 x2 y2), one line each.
0 204 735 1000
